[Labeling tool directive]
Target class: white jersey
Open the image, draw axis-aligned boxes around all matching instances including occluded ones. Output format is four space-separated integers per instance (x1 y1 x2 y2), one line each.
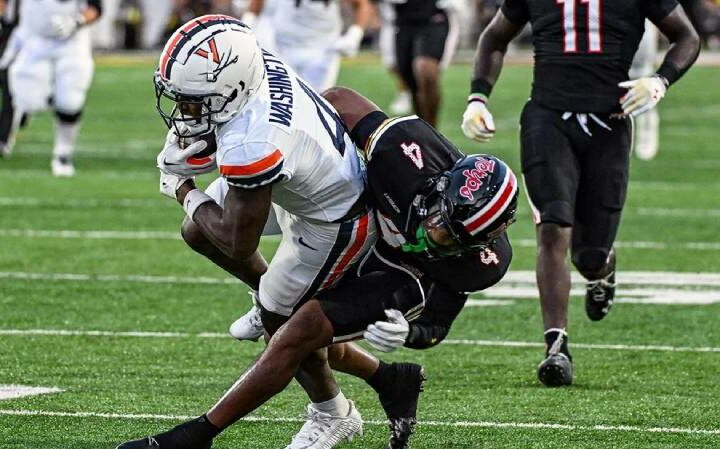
271 0 342 48
215 50 365 223
17 0 91 42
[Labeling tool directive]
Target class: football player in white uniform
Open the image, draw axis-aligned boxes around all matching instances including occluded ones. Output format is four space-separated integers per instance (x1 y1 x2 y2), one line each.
139 15 376 448
1 0 101 176
630 21 661 160
241 0 371 92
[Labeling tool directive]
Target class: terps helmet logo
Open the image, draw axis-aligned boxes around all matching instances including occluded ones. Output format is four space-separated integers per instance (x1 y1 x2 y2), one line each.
459 159 495 201
194 38 239 81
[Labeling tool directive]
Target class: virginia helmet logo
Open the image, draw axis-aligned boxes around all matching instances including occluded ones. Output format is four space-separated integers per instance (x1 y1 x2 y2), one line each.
195 38 239 81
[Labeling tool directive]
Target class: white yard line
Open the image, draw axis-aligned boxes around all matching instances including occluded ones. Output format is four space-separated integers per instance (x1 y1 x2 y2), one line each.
0 408 717 435
0 386 63 401
1 328 719 353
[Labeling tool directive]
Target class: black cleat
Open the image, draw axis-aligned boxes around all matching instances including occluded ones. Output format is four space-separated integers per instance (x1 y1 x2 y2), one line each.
377 363 426 449
585 271 616 321
537 353 573 387
116 437 160 449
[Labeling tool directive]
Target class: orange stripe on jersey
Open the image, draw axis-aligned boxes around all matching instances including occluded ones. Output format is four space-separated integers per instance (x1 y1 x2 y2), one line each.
219 149 283 177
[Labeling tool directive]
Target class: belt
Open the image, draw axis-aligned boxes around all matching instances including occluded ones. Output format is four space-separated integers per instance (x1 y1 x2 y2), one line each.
333 192 369 223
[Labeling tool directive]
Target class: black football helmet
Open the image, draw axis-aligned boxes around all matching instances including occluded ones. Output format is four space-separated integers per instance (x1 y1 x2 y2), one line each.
402 154 518 258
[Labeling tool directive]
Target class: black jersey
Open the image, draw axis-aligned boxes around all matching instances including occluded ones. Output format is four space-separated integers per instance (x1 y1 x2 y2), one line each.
394 0 443 25
501 0 678 113
352 111 463 240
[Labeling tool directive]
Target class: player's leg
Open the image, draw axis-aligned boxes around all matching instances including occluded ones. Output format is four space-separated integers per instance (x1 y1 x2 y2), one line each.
410 11 451 126
571 115 632 321
0 67 15 157
395 23 419 115
51 49 94 176
520 100 579 387
378 7 412 115
630 21 660 161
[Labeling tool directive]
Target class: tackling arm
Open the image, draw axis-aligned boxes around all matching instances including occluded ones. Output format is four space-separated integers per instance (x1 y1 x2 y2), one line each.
322 86 382 134
652 6 701 86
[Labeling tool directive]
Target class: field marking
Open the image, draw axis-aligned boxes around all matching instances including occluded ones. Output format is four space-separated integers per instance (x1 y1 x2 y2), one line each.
0 409 718 436
1 228 720 251
1 328 719 354
0 386 63 401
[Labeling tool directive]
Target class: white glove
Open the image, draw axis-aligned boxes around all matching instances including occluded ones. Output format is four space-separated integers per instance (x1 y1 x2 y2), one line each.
158 170 192 200
618 76 667 117
334 25 364 57
363 309 409 352
241 11 257 29
461 96 496 143
156 129 217 177
50 14 82 40
436 0 465 13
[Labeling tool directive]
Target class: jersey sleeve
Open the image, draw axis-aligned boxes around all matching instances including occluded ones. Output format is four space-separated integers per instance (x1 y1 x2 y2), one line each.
218 142 286 189
500 0 530 26
641 0 679 23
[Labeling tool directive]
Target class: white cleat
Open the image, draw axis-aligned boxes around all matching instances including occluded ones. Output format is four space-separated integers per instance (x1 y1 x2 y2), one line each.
388 91 412 116
228 305 264 341
0 142 12 158
51 156 75 177
285 401 363 449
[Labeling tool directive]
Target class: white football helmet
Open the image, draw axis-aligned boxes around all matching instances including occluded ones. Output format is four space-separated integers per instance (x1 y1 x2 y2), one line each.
154 15 266 137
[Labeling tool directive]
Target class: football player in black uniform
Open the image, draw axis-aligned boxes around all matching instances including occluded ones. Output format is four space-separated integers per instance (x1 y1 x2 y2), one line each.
461 0 700 387
116 88 517 449
390 0 461 126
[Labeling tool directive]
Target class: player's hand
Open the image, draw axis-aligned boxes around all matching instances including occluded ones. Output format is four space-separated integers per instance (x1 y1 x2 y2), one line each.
618 76 667 117
461 96 495 143
334 25 364 57
364 309 409 352
50 14 81 40
158 170 192 200
157 129 217 177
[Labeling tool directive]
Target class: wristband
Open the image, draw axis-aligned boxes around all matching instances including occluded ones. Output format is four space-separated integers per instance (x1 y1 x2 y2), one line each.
655 62 679 87
470 78 494 97
468 93 488 104
183 189 214 220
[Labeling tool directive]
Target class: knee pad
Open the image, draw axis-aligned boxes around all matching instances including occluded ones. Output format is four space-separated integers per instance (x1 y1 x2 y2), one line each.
572 247 610 273
55 109 83 124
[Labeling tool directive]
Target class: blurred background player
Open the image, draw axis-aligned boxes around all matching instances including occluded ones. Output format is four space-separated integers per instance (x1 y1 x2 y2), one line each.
631 22 661 161
0 0 102 176
0 0 21 157
240 0 371 92
388 0 463 127
377 1 412 114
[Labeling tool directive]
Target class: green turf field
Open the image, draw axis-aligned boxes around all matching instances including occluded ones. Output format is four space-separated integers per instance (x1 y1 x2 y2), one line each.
1 54 719 448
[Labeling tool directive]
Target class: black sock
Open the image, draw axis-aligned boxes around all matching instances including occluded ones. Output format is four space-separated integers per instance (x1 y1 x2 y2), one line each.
366 361 393 394
154 415 221 449
544 330 572 361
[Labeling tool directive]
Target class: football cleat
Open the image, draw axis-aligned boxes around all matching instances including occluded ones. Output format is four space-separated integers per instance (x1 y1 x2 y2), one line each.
51 156 75 177
116 437 211 449
284 401 363 449
378 363 425 449
388 91 412 116
537 330 573 387
229 305 264 341
0 142 12 159
585 271 616 321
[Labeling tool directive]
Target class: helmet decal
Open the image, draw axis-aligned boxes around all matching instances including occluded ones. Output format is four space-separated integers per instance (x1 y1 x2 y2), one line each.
458 158 496 201
462 167 518 235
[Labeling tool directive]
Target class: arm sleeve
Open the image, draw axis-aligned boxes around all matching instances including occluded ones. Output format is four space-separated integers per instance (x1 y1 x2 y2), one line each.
641 0 679 23
500 0 530 26
404 283 468 349
219 143 286 189
349 110 389 152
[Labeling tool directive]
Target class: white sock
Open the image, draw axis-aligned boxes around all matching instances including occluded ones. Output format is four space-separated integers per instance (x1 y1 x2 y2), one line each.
53 119 81 160
312 390 350 417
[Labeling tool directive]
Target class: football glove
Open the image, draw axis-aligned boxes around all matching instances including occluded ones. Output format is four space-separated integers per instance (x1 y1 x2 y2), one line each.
157 129 217 177
334 25 364 57
461 96 495 143
436 0 465 13
364 309 409 352
618 76 667 117
50 14 83 40
158 170 192 200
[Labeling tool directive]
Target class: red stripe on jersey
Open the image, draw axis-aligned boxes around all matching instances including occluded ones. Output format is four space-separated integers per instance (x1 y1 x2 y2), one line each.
464 172 517 234
322 213 370 288
219 149 283 177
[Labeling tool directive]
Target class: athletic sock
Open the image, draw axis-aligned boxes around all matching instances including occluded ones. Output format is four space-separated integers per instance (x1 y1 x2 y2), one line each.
366 360 393 394
312 390 350 416
53 119 80 161
153 414 220 449
544 328 572 361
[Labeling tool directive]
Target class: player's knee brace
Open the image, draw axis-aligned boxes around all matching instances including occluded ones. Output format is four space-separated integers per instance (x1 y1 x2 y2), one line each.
571 247 610 273
55 109 83 124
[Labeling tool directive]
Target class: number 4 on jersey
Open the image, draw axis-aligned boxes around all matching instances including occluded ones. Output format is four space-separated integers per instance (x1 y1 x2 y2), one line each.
557 0 602 53
401 142 424 170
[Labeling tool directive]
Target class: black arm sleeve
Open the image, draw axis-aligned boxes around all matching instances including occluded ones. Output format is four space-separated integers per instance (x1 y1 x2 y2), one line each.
651 5 700 86
404 283 468 349
499 0 530 26
87 0 103 15
349 110 388 151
